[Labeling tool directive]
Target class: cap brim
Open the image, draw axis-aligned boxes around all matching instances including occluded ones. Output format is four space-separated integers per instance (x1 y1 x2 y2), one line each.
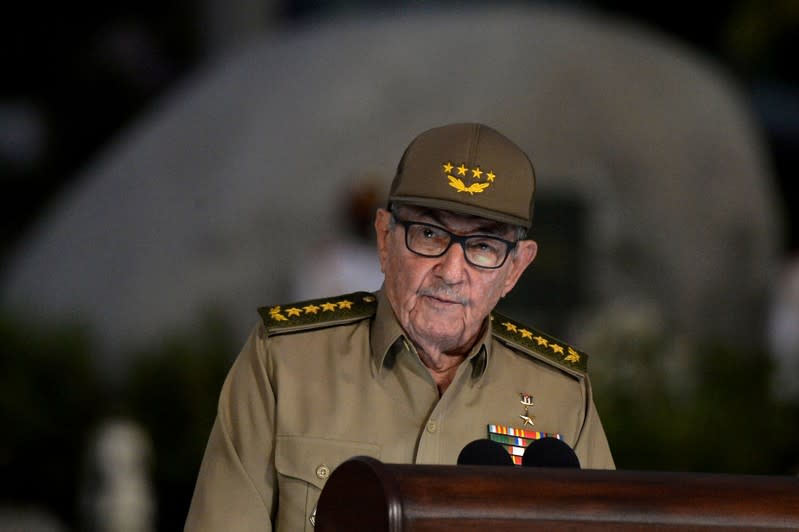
391 195 531 229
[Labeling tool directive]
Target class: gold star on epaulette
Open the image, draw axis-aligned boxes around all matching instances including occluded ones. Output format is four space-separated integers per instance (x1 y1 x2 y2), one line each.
269 306 287 321
565 347 581 364
533 336 548 347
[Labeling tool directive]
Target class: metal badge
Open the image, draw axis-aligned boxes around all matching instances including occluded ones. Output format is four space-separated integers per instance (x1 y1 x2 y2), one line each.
519 392 535 427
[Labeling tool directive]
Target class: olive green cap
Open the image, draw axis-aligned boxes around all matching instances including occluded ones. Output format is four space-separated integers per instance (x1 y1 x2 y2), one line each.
389 123 535 229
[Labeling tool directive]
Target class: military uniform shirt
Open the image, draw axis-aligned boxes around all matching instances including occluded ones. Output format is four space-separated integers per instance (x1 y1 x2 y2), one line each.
184 290 614 531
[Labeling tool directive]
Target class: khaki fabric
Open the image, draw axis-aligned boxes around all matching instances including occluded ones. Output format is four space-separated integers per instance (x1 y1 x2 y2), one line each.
184 290 614 531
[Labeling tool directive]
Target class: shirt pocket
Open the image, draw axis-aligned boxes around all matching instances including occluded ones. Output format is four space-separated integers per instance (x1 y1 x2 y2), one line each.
274 435 380 531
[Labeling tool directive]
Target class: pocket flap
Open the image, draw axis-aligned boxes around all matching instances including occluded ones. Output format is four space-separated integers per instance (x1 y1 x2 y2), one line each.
275 435 381 490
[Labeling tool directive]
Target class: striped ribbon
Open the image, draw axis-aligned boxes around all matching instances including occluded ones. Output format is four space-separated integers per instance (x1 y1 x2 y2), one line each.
487 424 563 466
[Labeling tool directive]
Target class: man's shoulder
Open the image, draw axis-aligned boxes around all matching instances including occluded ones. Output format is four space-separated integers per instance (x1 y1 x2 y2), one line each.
257 291 378 336
491 311 588 375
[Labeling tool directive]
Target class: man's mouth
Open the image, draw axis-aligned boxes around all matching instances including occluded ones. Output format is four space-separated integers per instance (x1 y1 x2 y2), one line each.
420 289 467 306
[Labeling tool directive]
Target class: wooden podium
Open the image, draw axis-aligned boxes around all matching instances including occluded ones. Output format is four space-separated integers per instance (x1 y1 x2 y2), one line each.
315 456 799 531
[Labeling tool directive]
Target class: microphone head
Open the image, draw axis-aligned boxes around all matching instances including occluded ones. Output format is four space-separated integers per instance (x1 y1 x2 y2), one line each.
457 439 514 466
521 437 581 468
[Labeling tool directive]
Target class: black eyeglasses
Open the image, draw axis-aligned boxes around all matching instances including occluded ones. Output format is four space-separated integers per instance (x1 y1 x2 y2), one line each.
393 217 517 269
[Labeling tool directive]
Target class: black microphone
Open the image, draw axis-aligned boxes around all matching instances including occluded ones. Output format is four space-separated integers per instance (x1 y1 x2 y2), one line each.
521 437 581 468
457 439 514 466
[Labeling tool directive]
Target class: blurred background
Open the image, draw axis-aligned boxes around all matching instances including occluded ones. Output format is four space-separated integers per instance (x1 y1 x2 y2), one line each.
2 1 798 530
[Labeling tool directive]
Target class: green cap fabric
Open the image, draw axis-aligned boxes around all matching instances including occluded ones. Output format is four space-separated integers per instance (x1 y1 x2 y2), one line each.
389 123 536 229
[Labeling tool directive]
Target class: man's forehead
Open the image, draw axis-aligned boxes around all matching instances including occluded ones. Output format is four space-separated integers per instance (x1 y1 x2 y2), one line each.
395 204 512 234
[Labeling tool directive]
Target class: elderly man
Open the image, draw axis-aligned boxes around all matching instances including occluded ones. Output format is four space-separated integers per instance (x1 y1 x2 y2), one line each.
184 123 614 531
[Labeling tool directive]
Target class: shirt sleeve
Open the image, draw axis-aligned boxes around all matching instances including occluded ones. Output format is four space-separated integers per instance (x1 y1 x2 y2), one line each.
573 374 616 470
184 323 277 531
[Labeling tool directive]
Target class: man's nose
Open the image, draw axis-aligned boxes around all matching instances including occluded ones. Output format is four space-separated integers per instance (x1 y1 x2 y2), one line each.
434 241 469 281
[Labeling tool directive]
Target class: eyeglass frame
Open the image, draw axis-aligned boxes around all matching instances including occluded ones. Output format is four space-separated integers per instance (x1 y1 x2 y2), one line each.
391 215 519 269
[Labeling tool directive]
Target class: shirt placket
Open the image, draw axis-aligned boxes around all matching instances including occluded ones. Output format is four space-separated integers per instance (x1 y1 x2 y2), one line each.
413 352 476 464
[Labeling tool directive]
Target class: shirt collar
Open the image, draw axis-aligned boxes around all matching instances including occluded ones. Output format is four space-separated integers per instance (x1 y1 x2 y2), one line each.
370 289 492 380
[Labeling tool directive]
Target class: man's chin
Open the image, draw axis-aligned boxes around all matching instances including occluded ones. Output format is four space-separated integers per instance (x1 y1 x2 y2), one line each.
409 319 467 347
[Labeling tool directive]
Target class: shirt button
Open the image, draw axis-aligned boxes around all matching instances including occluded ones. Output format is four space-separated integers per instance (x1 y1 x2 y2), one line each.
426 420 438 433
315 465 330 480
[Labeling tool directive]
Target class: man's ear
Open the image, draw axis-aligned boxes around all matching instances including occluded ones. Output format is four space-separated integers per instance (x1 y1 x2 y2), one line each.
501 239 538 297
374 208 392 273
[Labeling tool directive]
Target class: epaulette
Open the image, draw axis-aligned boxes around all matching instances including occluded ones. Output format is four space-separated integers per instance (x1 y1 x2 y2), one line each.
258 291 378 336
491 311 588 374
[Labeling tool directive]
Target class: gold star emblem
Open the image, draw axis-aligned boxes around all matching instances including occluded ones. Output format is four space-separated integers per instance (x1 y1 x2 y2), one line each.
457 164 468 176
534 336 549 347
443 162 454 173
565 347 581 364
471 167 483 179
320 302 337 312
550 344 565 355
286 307 302 317
303 304 320 314
486 171 496 182
269 306 287 321
337 300 353 309
520 329 533 339
502 322 518 333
